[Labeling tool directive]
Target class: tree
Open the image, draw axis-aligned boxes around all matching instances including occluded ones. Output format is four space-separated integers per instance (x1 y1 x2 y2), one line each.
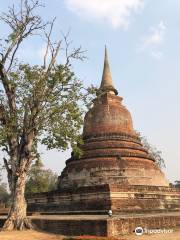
174 181 180 189
0 168 10 205
0 183 10 206
25 159 58 194
138 133 166 169
0 0 92 230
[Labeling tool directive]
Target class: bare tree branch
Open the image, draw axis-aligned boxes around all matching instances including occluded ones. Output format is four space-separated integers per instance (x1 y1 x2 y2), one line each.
62 30 86 67
43 18 56 69
0 0 46 70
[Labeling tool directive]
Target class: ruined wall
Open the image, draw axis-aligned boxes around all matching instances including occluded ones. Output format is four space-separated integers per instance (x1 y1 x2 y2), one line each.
27 185 111 213
27 185 180 214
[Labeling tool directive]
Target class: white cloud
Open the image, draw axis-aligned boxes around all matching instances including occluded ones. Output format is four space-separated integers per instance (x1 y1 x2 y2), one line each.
142 21 166 48
65 0 144 28
150 50 163 60
140 21 167 59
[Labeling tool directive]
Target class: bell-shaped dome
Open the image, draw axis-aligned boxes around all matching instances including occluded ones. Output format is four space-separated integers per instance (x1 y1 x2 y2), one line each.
83 47 135 138
83 93 135 138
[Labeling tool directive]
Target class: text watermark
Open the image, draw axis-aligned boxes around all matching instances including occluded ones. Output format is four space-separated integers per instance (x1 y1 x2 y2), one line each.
135 226 174 236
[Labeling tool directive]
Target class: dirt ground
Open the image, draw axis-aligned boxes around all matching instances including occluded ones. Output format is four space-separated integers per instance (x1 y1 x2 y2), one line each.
124 228 180 240
0 230 124 240
0 229 180 240
0 230 64 240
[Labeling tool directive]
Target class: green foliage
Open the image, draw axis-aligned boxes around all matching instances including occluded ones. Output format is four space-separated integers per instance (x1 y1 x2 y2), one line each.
25 159 58 194
138 132 166 169
0 62 96 163
0 183 9 204
0 63 87 151
0 169 10 204
174 181 180 189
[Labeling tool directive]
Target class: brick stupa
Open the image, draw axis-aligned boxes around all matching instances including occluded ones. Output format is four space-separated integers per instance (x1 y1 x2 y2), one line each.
58 47 169 190
27 48 180 236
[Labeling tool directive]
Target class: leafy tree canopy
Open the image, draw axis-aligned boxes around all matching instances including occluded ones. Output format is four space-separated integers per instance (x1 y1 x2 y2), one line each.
137 133 166 169
174 181 180 189
25 159 58 194
0 167 10 204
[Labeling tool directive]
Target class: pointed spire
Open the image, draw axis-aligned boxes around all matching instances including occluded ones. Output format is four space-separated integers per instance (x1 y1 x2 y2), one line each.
100 46 118 95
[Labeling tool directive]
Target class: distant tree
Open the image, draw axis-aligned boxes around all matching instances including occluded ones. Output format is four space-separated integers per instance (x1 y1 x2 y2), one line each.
25 159 58 194
0 0 94 230
0 169 10 205
0 183 10 205
174 181 180 189
138 133 166 169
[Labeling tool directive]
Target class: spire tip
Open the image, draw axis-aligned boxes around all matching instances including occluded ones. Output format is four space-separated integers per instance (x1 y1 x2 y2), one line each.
99 46 118 95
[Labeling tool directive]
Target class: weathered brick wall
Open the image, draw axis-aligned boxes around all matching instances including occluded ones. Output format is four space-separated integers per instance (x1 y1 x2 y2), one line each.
2 215 179 236
107 215 180 235
33 219 108 236
27 185 111 213
27 184 180 214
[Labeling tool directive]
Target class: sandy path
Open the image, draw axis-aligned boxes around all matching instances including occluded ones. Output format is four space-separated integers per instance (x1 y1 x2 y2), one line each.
0 230 64 240
0 229 179 240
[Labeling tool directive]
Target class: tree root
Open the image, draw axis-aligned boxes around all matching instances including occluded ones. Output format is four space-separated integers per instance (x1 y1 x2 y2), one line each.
2 216 34 231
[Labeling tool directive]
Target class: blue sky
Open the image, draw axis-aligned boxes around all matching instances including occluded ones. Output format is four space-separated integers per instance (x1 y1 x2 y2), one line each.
1 0 180 183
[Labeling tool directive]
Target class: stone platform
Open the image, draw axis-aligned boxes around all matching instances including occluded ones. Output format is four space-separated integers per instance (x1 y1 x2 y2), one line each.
1 212 180 236
27 184 180 214
26 184 180 236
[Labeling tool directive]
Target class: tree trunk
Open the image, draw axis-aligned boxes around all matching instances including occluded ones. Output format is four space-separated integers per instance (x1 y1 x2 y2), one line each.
2 172 32 231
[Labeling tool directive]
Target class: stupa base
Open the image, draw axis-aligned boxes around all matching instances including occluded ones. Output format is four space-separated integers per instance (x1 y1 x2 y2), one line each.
27 184 180 214
1 212 180 236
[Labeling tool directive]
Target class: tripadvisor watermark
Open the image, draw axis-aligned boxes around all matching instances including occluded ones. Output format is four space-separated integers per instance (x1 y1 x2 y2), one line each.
135 226 174 236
